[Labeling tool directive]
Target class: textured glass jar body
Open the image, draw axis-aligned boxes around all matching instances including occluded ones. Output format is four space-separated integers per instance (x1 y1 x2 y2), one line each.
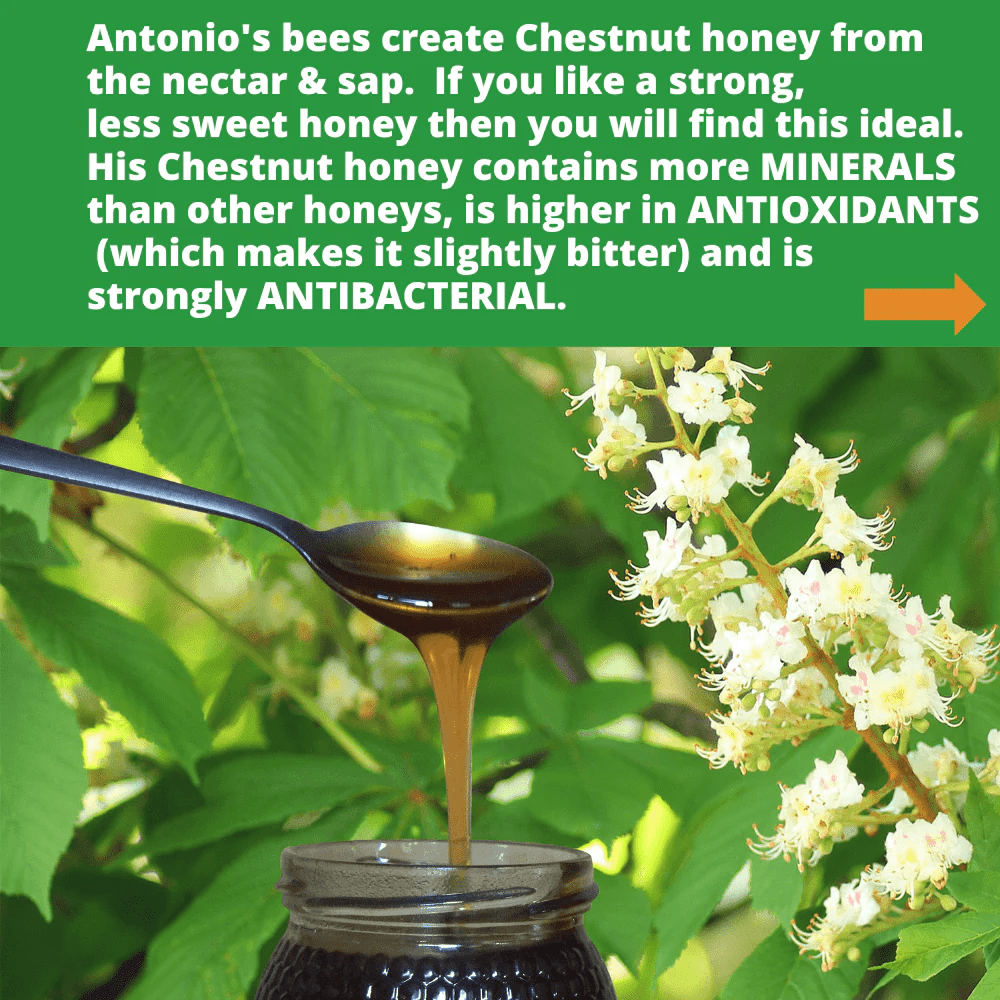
255 840 616 1000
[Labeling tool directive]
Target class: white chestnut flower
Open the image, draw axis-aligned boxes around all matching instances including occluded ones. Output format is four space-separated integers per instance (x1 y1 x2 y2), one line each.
666 370 731 425
564 350 623 418
874 813 972 902
818 496 894 556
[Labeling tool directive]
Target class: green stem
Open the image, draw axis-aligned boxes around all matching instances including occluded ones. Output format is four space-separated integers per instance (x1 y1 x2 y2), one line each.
691 422 710 455
645 347 691 450
773 543 832 573
852 810 915 826
631 440 681 458
76 517 384 773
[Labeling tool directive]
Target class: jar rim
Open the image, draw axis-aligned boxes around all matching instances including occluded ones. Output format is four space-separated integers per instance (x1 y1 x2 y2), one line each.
283 839 591 871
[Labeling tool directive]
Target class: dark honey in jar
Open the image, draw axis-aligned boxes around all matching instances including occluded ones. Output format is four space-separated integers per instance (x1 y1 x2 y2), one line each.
254 840 616 1000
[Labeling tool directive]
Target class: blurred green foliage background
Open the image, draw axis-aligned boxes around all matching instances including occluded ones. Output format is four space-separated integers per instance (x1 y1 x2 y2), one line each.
0 345 997 1000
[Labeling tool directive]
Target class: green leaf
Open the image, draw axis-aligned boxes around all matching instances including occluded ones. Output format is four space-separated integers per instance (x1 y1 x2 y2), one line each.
987 938 1000 971
608 740 742 823
751 855 804 924
473 731 549 777
877 433 993 611
1 567 211 782
0 345 64 381
566 680 653 732
948 871 1000 912
527 738 654 842
963 684 1000 783
738 346 857 488
0 895 66 1000
206 657 266 732
52 868 169 984
0 509 72 567
0 624 88 920
0 347 109 539
471 800 579 849
300 346 469 512
452 349 581 524
588 872 652 975
864 968 900 1000
521 666 569 736
720 926 868 1000
141 753 377 855
967 771 1000 872
138 347 333 564
969 959 1000 1000
125 806 365 1000
653 728 859 975
808 349 966 504
889 910 1000 981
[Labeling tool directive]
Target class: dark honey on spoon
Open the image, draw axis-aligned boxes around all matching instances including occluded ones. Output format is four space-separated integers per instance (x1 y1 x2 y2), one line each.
310 522 553 866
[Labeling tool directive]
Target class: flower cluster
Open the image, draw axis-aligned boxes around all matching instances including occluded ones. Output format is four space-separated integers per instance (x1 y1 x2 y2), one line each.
751 750 865 868
792 810 973 969
565 347 1000 972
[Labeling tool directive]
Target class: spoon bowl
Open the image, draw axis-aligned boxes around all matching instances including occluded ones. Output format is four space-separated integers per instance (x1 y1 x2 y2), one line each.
0 437 553 636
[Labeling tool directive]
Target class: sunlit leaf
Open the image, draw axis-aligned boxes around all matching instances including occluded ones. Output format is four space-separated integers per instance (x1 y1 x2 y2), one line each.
137 347 330 564
141 753 378 855
452 349 581 523
967 771 1000 872
1 567 211 782
888 911 1000 981
588 872 652 975
0 624 87 920
0 509 72 567
300 346 469 512
0 347 109 539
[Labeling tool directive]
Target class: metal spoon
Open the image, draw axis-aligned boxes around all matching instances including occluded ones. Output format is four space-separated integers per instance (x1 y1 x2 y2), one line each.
0 437 553 636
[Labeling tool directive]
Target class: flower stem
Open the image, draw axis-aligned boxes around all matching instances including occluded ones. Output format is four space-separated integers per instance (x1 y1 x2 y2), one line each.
645 347 691 449
75 516 384 773
773 544 834 573
711 500 939 821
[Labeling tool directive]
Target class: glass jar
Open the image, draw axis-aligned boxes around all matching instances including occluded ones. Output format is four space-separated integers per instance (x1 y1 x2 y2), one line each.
255 839 617 999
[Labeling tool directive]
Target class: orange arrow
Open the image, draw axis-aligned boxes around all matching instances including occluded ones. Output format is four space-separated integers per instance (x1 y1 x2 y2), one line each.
864 274 985 335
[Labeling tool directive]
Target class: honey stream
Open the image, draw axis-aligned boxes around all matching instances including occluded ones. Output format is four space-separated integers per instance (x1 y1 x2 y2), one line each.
316 523 552 866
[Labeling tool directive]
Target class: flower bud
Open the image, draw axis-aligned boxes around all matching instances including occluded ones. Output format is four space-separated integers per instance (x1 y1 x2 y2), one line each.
756 756 771 772
912 717 931 733
939 894 958 911
726 396 756 424
846 947 862 963
658 347 695 372
607 455 630 473
633 348 650 364
765 687 783 701
741 692 758 711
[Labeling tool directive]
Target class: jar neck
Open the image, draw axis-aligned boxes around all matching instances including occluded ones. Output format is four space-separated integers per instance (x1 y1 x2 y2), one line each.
276 840 599 955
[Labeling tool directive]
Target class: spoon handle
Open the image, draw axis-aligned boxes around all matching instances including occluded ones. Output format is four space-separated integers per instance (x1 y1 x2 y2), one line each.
0 436 302 543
